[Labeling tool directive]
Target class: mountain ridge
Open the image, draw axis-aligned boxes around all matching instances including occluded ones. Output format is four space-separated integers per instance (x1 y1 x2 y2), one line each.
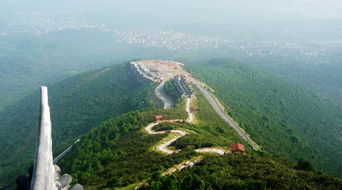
1 59 342 189
59 79 342 189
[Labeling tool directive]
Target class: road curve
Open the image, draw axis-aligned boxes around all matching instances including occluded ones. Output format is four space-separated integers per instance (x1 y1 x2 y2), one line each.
155 82 174 109
157 130 188 154
195 83 261 151
144 97 228 155
144 121 187 154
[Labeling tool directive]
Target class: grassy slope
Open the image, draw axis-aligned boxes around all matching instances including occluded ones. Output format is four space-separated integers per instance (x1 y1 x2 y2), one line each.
0 63 157 187
185 58 342 176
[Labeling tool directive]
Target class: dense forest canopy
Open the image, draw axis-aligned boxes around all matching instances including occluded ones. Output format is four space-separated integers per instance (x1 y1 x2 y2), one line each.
186 59 342 176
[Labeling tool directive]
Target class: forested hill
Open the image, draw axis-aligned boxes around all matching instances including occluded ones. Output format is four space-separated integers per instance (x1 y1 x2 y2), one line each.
59 107 342 190
186 58 342 177
0 63 158 188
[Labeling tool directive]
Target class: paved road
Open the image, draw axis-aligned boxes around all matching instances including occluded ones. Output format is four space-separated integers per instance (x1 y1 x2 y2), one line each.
155 82 174 109
195 83 261 151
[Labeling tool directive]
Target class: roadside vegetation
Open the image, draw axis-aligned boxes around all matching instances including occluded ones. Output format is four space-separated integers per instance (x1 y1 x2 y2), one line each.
163 80 182 104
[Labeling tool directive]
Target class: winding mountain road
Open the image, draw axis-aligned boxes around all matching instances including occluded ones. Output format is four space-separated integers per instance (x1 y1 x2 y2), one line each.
144 92 228 156
157 130 188 154
144 119 186 154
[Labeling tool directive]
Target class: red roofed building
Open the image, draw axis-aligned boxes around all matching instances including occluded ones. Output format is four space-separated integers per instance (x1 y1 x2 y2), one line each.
231 143 245 153
154 114 164 121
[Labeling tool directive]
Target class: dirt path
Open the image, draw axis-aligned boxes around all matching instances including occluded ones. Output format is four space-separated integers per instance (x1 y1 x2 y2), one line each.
144 96 228 156
195 148 229 155
144 119 188 154
185 97 194 123
144 119 185 154
156 130 188 154
162 156 203 176
145 119 182 135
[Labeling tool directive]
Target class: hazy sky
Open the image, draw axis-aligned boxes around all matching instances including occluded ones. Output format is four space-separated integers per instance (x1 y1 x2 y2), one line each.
1 0 341 41
1 0 342 19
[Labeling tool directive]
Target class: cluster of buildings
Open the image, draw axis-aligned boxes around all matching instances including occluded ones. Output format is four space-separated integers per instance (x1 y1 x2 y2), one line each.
172 75 192 98
131 60 186 83
114 30 222 50
2 11 339 64
114 30 340 63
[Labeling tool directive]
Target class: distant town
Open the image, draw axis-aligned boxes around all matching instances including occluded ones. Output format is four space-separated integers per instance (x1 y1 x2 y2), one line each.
1 11 341 64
